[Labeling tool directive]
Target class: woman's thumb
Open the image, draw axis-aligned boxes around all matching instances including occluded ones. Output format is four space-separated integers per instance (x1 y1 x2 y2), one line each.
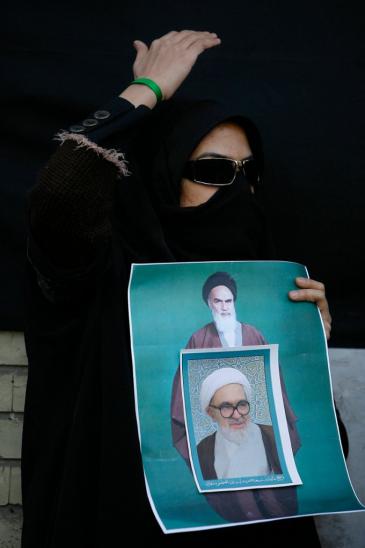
133 40 147 57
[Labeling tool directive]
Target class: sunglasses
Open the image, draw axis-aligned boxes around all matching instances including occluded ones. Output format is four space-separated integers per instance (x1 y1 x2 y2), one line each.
183 155 261 187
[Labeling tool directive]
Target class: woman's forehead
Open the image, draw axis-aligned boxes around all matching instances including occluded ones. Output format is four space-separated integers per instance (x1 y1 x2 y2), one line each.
200 120 248 138
190 121 252 159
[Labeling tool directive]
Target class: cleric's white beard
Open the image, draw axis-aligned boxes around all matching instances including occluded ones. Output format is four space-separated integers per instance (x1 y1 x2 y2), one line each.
211 308 237 334
219 417 251 445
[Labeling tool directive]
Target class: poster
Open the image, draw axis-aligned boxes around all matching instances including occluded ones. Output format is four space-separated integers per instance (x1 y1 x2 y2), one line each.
128 261 364 533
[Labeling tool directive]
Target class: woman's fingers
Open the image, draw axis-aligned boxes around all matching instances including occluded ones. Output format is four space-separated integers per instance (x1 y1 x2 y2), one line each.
160 30 179 39
175 30 218 46
290 288 330 319
183 33 221 53
152 31 220 53
292 277 325 291
187 38 221 56
288 277 332 339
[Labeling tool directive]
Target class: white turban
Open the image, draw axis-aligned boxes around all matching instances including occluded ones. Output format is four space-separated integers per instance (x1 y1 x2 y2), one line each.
200 367 252 414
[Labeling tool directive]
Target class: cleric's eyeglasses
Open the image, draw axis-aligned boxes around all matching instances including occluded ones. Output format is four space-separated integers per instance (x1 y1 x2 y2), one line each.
183 155 260 187
209 399 250 418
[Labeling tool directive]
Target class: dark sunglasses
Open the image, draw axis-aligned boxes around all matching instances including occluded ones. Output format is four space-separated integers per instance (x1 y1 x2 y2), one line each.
183 155 261 187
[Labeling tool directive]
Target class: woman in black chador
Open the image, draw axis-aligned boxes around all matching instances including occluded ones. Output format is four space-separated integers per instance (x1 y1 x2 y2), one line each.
22 30 345 547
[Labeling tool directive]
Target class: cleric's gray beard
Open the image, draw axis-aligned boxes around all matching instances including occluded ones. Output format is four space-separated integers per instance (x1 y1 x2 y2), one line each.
211 308 237 334
219 417 251 445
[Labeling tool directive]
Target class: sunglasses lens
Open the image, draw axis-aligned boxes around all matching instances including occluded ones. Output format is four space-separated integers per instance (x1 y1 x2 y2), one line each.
193 159 235 186
243 158 260 186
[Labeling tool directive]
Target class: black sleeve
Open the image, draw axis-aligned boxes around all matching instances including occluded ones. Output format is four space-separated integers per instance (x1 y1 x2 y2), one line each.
26 96 152 304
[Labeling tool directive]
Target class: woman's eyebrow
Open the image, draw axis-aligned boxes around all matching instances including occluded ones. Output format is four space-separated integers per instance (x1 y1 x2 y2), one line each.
194 152 226 159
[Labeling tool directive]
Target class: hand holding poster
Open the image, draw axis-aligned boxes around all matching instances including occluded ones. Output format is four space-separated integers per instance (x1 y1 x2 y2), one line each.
128 261 364 533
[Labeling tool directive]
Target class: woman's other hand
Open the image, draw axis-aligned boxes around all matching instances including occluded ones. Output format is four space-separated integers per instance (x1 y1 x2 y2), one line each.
289 277 332 340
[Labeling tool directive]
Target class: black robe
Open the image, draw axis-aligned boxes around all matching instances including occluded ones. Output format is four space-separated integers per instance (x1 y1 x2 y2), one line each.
21 95 322 546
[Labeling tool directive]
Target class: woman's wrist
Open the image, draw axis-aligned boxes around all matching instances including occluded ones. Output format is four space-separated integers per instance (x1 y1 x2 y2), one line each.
119 84 158 109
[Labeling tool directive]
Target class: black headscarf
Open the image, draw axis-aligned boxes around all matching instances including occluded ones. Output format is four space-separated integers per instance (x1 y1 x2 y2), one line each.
113 97 275 263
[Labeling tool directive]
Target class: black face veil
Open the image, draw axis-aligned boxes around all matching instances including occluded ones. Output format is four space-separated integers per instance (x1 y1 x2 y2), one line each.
113 97 275 262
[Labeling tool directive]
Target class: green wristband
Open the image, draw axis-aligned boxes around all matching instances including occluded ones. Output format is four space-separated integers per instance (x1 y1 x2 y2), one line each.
130 77 163 102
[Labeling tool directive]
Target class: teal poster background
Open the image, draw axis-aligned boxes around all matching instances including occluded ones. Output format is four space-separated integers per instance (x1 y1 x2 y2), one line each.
129 261 363 532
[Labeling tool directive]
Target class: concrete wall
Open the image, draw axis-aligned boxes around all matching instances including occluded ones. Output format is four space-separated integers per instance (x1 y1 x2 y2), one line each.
0 333 27 510
0 333 363 547
315 348 365 547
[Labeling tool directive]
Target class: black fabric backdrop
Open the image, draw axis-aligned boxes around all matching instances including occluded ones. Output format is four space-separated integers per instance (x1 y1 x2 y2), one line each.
1 1 364 347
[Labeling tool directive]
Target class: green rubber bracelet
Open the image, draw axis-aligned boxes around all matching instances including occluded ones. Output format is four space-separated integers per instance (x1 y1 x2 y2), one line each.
130 77 163 102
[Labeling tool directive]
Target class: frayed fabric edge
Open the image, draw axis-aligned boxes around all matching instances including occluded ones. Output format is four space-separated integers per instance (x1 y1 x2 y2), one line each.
53 131 131 177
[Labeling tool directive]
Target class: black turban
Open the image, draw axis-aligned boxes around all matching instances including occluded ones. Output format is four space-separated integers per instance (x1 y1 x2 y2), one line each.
202 271 237 303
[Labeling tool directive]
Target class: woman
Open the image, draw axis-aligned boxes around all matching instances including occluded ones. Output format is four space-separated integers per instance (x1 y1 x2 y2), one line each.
22 30 339 547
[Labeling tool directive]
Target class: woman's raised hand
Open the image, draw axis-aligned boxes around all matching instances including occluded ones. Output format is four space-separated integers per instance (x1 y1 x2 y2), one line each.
132 30 221 100
120 30 221 108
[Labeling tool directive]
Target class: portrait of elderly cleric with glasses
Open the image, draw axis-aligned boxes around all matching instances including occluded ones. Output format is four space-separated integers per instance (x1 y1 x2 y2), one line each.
198 367 282 481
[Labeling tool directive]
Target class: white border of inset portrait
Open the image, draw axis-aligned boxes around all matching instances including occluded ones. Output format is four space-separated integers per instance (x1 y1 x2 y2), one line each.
180 344 302 493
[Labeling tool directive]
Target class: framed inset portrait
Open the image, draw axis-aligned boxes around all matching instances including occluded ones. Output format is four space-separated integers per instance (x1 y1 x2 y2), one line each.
180 345 302 492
